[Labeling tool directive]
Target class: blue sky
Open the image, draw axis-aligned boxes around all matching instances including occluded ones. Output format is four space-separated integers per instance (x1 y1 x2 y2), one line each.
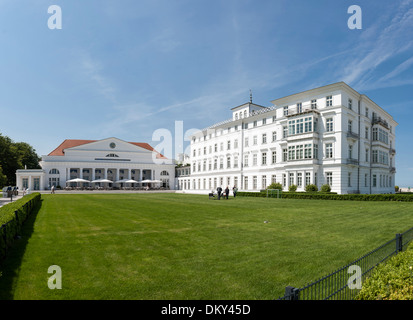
0 0 413 186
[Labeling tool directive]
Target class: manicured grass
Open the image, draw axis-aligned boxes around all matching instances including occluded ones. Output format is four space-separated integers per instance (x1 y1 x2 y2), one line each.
0 193 412 300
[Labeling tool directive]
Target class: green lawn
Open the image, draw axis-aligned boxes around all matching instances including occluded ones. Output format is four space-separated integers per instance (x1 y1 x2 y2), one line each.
0 193 412 300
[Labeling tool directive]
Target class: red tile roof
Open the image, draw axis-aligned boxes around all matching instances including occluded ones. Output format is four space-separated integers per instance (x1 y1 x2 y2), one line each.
48 139 167 159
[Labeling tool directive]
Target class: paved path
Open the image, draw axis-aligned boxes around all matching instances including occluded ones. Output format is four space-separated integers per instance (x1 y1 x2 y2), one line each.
0 195 24 208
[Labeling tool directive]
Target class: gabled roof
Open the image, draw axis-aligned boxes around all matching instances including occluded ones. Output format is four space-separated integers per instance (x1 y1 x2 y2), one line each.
48 139 167 159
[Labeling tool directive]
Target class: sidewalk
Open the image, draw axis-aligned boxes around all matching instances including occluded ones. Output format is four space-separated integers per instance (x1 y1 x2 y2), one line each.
0 195 24 208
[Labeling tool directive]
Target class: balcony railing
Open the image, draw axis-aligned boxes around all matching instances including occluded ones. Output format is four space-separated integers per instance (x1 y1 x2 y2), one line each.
346 158 358 165
346 131 359 139
372 116 389 129
285 105 319 117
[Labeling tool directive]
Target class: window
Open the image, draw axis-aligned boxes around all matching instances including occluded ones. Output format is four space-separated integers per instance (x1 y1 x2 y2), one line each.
262 118 267 125
253 176 257 190
262 175 267 189
272 175 277 184
304 144 312 159
311 99 317 109
220 143 223 151
272 151 277 164
326 96 333 107
348 98 353 110
234 139 238 149
365 174 368 187
365 127 369 139
326 172 333 186
288 117 313 136
244 176 249 190
245 138 249 147
348 172 352 187
262 133 267 144
253 120 257 127
234 156 238 168
272 131 277 142
253 154 257 166
372 174 377 187
234 177 238 188
283 126 288 138
348 120 353 133
283 174 287 187
253 136 257 145
288 146 296 160
289 173 294 186
219 158 223 169
106 153 119 158
297 103 302 113
326 118 333 132
348 145 353 159
262 152 267 165
214 144 218 152
283 106 289 116
272 115 277 122
325 143 333 158
214 159 217 170
305 172 311 186
283 149 288 162
235 113 238 120
365 107 369 118
297 173 302 187
365 148 369 162
227 141 231 150
49 168 60 174
227 157 231 169
244 155 249 167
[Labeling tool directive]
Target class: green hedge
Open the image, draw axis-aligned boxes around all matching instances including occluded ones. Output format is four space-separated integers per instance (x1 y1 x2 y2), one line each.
0 193 41 260
237 191 413 201
356 244 413 300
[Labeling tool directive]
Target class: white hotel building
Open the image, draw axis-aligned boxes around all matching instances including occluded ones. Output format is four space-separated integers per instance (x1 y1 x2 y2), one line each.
183 82 397 194
15 137 176 191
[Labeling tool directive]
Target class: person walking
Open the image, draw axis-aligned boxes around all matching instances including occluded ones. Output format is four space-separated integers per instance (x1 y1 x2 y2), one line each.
51 185 55 194
232 186 238 198
217 186 222 200
225 186 229 199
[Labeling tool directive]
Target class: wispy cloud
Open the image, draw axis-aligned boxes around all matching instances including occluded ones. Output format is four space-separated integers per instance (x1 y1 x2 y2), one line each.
338 2 413 90
79 52 118 104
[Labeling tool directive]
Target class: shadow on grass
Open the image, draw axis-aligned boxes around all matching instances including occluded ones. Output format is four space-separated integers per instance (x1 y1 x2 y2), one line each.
0 199 43 300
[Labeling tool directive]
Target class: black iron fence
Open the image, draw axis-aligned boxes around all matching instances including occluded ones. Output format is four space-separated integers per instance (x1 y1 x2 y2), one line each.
279 227 413 300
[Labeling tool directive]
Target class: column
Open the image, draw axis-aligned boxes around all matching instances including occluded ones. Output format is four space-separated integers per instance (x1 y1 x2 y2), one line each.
128 169 131 180
115 169 119 182
104 168 108 179
92 168 95 181
140 169 143 181
79 168 83 179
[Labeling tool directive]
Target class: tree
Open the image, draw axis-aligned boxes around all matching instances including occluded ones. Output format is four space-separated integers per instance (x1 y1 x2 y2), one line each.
0 165 7 188
321 184 332 193
289 184 297 192
305 184 318 192
267 182 282 190
0 133 40 186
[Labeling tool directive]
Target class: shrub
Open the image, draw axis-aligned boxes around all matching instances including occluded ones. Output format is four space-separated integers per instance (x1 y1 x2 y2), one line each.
0 193 41 260
267 182 282 190
288 184 297 192
305 184 318 192
357 245 413 300
320 184 331 193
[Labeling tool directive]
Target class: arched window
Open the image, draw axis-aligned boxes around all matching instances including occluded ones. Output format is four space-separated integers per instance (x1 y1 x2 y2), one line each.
235 113 238 120
160 170 169 176
106 154 119 158
49 168 60 174
244 110 247 118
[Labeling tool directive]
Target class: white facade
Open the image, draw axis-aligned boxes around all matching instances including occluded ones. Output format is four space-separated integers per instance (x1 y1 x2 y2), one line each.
182 82 397 194
16 137 176 191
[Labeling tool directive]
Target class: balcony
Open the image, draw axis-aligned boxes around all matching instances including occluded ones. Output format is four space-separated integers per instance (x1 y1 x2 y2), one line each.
285 106 319 118
390 148 396 155
346 131 359 140
346 158 358 165
372 116 389 129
